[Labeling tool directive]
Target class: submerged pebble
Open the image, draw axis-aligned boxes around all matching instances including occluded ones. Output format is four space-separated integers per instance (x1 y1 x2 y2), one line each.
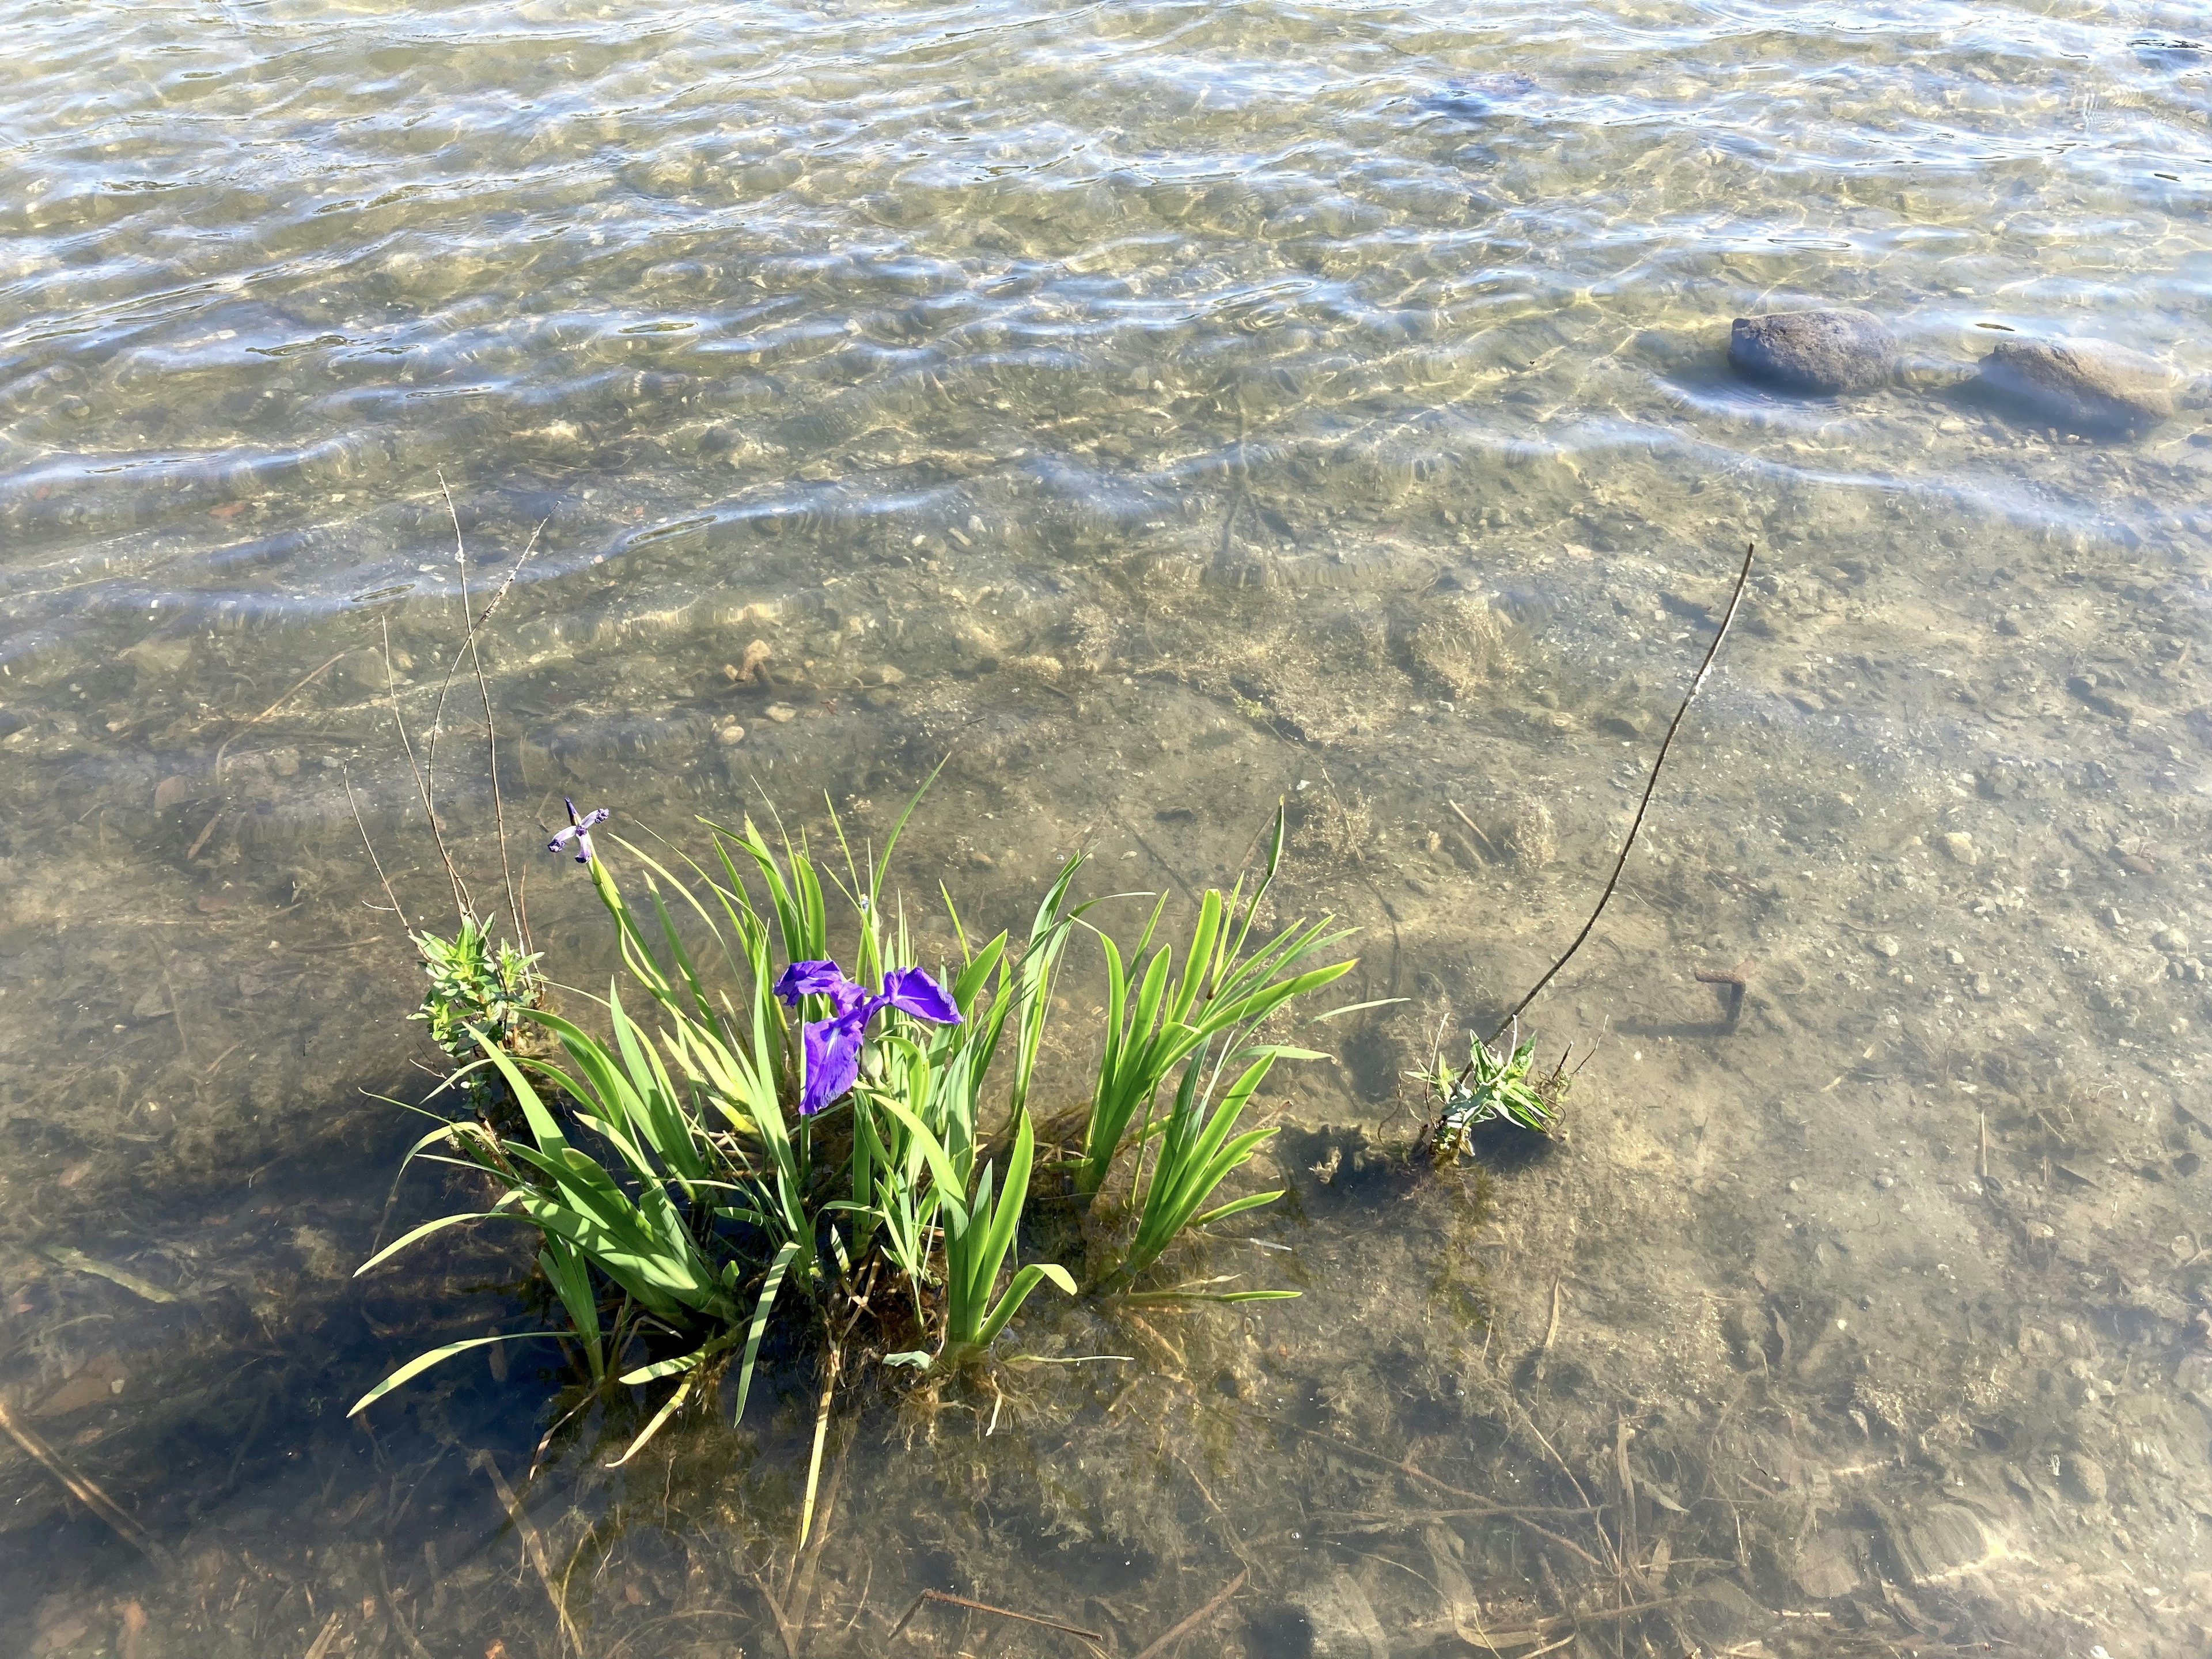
1729 308 1895 394
2059 1452 2108 1505
1256 1569 1390 1659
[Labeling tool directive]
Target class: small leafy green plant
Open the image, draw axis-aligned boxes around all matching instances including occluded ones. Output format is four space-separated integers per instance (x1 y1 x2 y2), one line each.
1417 1024 1569 1164
410 914 543 1115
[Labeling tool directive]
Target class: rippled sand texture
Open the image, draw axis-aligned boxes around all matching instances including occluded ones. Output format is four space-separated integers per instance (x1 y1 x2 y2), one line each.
3 1 2211 1655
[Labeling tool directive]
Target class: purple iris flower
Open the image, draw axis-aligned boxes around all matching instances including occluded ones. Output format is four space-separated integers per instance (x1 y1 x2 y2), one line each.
774 957 961 1115
547 798 610 864
773 960 869 1016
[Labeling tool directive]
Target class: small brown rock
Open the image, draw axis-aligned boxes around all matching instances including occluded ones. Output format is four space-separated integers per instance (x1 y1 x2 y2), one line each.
2058 1452 2108 1506
764 703 796 724
154 775 192 812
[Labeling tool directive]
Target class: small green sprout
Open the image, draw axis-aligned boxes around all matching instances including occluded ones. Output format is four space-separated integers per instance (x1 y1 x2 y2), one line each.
1418 1024 1569 1165
410 914 542 1111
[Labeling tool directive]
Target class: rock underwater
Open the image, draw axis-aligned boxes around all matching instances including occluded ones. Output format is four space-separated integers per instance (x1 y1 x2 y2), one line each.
1974 336 2177 437
1729 308 1896 395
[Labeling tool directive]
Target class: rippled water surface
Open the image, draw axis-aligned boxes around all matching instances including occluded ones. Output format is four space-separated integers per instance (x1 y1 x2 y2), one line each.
6 1 2212 1654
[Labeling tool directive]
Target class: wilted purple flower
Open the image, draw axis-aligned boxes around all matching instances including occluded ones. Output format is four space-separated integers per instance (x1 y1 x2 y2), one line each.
547 798 610 865
782 956 962 1116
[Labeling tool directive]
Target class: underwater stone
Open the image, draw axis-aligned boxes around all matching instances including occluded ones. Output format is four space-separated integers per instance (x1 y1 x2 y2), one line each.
1791 1528 1865 1599
2059 1452 2108 1505
1882 1502 1994 1582
1729 309 1895 395
1254 1569 1389 1659
1870 934 1900 958
1940 831 1976 865
1975 338 2176 435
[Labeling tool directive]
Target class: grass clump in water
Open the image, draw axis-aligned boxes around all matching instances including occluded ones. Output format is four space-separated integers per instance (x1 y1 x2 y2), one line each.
351 789 1355 1474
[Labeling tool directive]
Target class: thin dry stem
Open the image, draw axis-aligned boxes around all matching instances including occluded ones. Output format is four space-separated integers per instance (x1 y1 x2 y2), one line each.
213 648 354 781
1479 541 1756 1053
471 1450 581 1654
384 616 471 921
0 1396 177 1573
345 766 412 934
1130 1568 1247 1659
421 479 543 942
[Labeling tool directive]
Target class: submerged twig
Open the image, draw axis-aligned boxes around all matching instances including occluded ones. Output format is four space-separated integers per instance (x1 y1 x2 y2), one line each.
211 648 353 781
886 1588 1107 1645
797 1338 843 1553
1252 1410 1604 1569
471 1450 581 1654
1447 800 1499 861
345 766 412 933
1130 1569 1247 1659
385 618 470 922
1482 541 1756 1049
0 1396 176 1573
1530 1274 1562 1386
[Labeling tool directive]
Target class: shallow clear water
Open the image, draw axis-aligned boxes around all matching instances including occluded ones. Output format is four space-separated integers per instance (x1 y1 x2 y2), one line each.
5 1 2212 1653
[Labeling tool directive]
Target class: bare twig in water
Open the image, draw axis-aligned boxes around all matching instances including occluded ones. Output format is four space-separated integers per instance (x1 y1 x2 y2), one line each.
377 1543 437 1659
1694 961 1748 1027
384 618 470 921
797 1338 843 1554
151 936 194 1067
1447 800 1499 861
1252 1410 1604 1569
1530 1274 1562 1387
470 1450 581 1654
1449 1596 1687 1652
1130 1569 1248 1659
1482 541 1756 1050
0 1396 177 1573
212 648 354 781
345 766 411 933
886 1588 1108 1646
302 1611 344 1659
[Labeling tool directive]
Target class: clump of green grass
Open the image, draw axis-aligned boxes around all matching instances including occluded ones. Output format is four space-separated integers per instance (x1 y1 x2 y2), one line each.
1074 811 1355 1200
352 790 1356 1480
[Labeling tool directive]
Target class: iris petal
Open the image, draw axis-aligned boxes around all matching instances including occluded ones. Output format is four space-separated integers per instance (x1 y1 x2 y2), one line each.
774 960 849 1007
800 1015 865 1115
879 966 961 1025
